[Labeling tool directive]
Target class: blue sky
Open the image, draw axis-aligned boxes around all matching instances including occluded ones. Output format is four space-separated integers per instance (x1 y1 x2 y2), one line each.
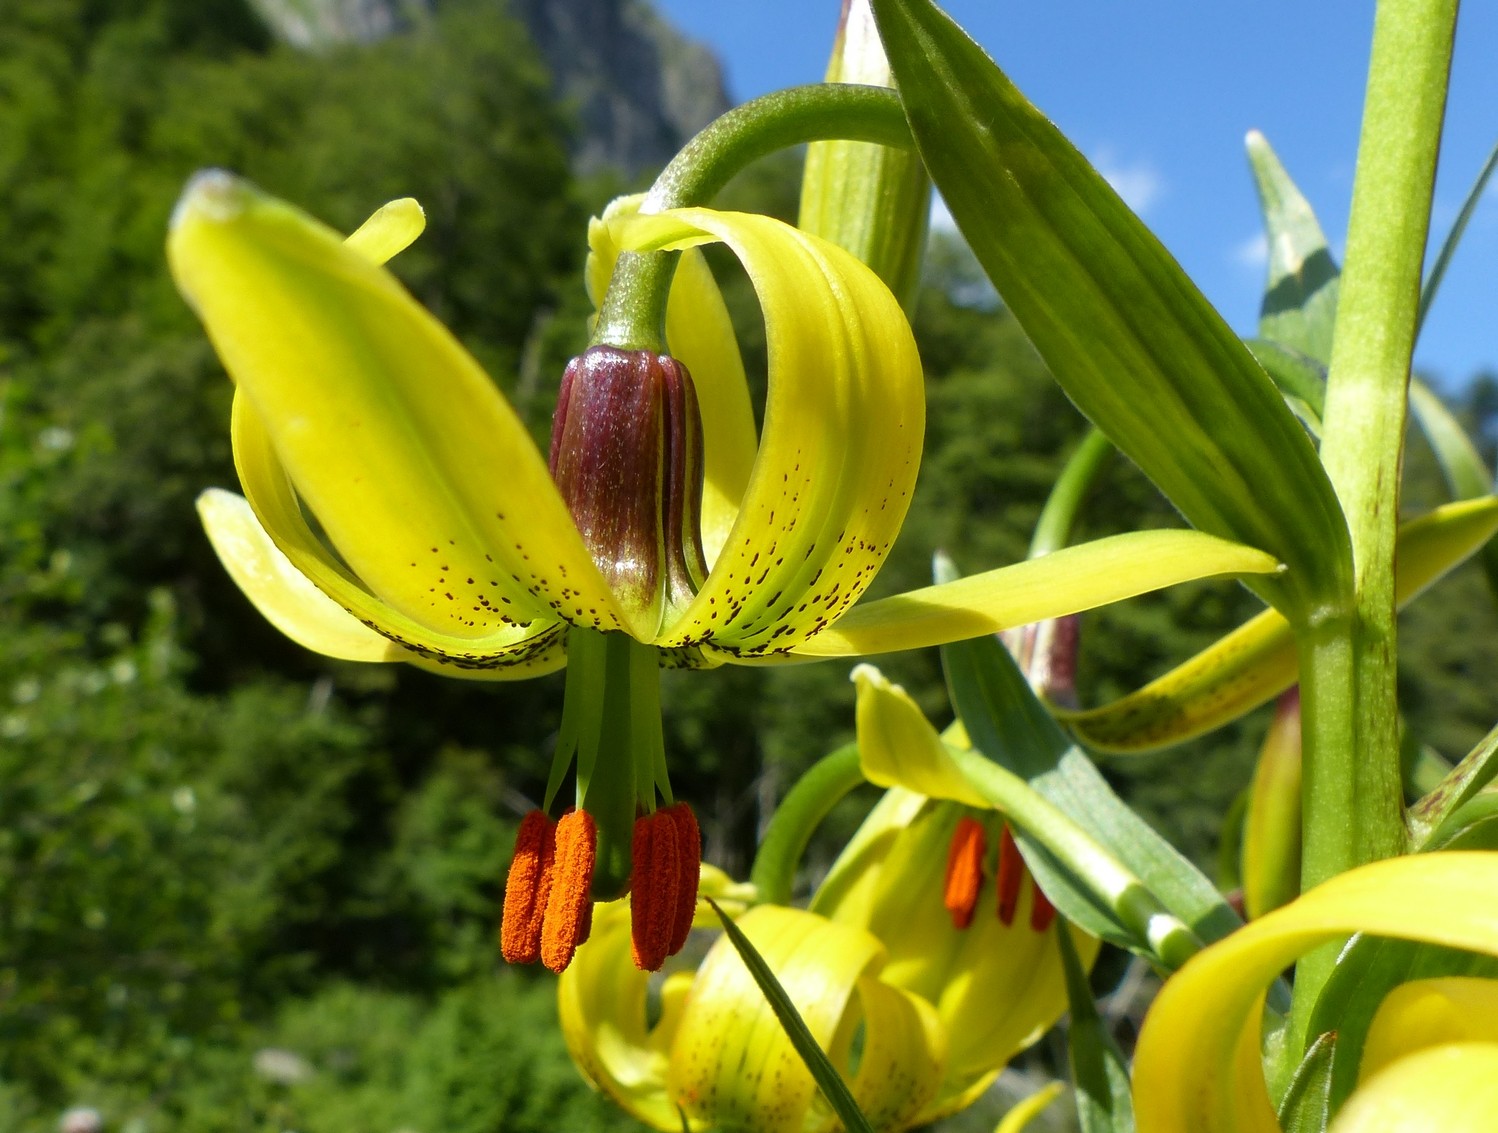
655 1 1498 392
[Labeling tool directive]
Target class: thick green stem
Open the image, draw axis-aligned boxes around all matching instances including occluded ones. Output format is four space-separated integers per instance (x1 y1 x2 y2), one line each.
1294 0 1456 1032
592 84 911 351
1288 614 1356 1051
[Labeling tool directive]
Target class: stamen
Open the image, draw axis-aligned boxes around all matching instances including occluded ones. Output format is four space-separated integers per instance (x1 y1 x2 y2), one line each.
1030 881 1058 933
943 816 987 930
995 824 1023 927
541 809 597 972
499 810 555 964
665 803 701 954
630 809 682 972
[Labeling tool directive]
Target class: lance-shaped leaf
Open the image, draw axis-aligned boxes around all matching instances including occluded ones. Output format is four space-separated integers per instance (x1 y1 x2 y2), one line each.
1409 725 1498 847
1056 497 1498 753
869 0 1350 618
1132 853 1498 1133
1248 130 1340 365
1058 922 1135 1133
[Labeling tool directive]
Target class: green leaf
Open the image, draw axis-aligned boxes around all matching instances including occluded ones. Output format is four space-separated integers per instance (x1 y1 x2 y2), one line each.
870 0 1350 618
1309 934 1498 1113
1246 130 1340 365
941 629 1244 964
1244 337 1326 430
1410 380 1493 500
1058 921 1134 1133
705 898 876 1133
1275 1031 1336 1133
1409 723 1498 846
1416 140 1498 336
1408 379 1498 601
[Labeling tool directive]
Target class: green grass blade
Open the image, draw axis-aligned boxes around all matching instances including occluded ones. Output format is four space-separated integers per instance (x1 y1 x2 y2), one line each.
1416 140 1498 337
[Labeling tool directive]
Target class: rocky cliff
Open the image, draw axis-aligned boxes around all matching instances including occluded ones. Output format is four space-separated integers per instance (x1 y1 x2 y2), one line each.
247 0 731 177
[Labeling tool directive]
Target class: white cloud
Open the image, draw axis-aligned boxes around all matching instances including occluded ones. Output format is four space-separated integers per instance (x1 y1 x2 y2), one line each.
1090 147 1165 216
1233 232 1269 269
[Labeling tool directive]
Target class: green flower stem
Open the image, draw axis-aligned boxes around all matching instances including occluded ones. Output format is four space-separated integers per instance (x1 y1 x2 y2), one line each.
593 83 911 351
749 743 864 905
1029 426 1113 558
1295 0 1457 1034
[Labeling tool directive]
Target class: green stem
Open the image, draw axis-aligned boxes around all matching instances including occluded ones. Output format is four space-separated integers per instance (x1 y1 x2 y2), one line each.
748 744 865 905
1294 0 1456 1030
592 83 911 352
1029 427 1113 558
1288 613 1356 1052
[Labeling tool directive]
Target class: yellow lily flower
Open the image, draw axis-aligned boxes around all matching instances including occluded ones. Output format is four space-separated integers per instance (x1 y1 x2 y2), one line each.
558 671 1090 1132
1132 852 1498 1132
169 171 1277 971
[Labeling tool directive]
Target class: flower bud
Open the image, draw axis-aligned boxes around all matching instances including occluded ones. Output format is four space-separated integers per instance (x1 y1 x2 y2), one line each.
548 346 707 629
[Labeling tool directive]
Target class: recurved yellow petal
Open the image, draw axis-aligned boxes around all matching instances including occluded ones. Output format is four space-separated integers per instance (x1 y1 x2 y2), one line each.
1359 977 1498 1081
342 197 426 265
232 393 566 679
610 208 924 657
1061 497 1498 753
558 896 700 1132
197 488 404 663
994 1082 1064 1133
853 665 989 808
1132 852 1498 1133
169 172 638 641
797 530 1281 659
665 904 943 1133
1328 1044 1498 1133
587 197 756 567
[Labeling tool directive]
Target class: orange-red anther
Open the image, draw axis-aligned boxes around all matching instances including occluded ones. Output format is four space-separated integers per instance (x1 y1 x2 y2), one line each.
665 803 701 955
630 809 682 972
943 816 987 930
541 808 597 973
995 824 1024 927
1030 879 1058 933
500 810 556 964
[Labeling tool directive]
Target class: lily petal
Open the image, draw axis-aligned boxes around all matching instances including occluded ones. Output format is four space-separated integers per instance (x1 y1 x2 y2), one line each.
1360 977 1498 1082
610 208 924 657
794 529 1281 659
1058 497 1498 753
557 896 698 1132
232 391 566 677
197 488 406 662
168 172 640 641
1132 853 1498 1133
343 197 426 265
665 904 943 1133
1328 1044 1498 1133
558 866 755 1133
587 198 757 567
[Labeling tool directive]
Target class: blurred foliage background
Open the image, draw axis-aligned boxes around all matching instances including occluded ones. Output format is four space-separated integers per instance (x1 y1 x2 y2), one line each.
2 1 1496 1129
